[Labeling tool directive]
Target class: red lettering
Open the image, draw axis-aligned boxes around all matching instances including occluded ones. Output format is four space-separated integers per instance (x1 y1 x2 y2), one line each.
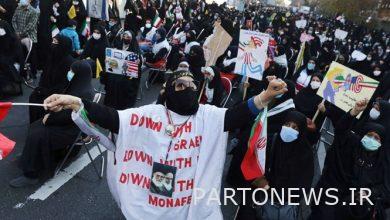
166 198 174 207
119 173 127 184
195 136 202 147
186 179 194 190
180 139 187 150
159 198 165 207
153 122 162 132
134 151 153 166
184 122 192 132
145 117 154 130
184 157 191 168
130 173 143 186
130 114 139 125
174 198 181 207
149 195 158 206
181 196 187 206
189 138 197 148
139 116 145 126
177 180 186 192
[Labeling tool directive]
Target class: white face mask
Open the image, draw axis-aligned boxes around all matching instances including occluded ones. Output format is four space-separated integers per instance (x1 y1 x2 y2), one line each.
369 108 380 120
310 81 321 90
0 28 6 36
92 33 101 40
373 70 381 76
145 23 152 28
73 0 79 5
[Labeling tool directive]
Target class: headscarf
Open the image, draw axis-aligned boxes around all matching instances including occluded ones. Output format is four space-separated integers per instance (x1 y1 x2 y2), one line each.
67 60 93 99
294 73 323 118
39 35 74 89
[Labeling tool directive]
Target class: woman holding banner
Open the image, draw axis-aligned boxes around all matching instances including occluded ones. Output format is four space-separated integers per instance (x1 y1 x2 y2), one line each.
42 73 287 219
102 30 142 110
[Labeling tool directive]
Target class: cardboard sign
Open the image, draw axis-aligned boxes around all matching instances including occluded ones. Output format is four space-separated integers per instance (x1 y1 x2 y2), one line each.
105 48 139 78
203 22 232 67
317 62 379 118
234 30 269 80
334 29 348 40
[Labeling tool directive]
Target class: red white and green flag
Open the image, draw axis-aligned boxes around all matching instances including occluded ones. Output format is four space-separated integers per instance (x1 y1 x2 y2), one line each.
81 20 90 37
153 15 163 28
241 107 268 180
72 107 115 152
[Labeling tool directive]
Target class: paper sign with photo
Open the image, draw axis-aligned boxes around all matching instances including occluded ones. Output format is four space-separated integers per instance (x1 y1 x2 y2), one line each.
105 48 139 78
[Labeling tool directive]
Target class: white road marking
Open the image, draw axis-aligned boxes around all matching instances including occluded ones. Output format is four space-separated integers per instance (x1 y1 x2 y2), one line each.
14 145 106 208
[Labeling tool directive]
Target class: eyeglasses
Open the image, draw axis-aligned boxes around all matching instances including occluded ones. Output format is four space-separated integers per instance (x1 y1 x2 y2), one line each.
172 79 199 91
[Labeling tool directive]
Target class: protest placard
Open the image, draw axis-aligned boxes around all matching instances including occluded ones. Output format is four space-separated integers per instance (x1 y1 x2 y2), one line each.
203 21 232 67
295 19 307 28
334 29 348 40
234 30 269 80
105 48 139 78
87 0 109 21
317 62 379 118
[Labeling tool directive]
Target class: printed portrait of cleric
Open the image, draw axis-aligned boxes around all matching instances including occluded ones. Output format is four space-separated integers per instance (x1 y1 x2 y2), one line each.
150 162 176 197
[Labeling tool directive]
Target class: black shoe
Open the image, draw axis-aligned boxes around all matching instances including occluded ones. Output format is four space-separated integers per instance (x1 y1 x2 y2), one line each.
9 175 39 188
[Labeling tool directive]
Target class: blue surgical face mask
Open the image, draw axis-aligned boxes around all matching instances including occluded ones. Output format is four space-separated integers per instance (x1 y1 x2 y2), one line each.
67 70 75 81
280 126 299 143
361 135 381 151
307 63 315 70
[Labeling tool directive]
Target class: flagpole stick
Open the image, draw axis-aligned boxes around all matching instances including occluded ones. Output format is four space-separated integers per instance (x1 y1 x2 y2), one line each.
312 100 324 122
242 76 249 101
12 103 46 107
198 81 206 103
197 28 204 40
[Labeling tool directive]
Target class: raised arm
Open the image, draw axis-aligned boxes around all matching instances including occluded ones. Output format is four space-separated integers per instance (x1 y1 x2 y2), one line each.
334 99 368 136
43 94 120 133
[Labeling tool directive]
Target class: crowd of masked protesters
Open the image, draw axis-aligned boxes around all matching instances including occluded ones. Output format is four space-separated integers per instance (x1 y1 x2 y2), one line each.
1 0 389 219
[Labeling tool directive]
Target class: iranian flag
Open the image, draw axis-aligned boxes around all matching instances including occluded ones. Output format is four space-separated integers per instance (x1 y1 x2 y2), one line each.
72 107 115 152
241 107 268 180
81 20 90 37
153 15 163 28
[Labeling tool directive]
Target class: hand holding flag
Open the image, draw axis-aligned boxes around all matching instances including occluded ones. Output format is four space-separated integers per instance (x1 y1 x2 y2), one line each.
0 102 46 122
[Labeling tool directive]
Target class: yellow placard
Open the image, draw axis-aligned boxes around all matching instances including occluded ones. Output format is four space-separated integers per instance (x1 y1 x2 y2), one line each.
317 62 379 118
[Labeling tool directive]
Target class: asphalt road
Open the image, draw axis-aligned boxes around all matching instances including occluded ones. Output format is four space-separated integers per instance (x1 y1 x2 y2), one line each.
0 74 162 220
0 73 325 220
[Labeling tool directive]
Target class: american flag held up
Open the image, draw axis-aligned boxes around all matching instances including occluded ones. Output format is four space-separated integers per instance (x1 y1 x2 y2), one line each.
124 52 139 78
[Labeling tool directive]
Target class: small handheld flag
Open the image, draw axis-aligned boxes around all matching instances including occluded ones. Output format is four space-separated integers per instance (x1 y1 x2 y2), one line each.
68 5 77 19
0 102 46 122
96 58 103 78
241 108 268 180
0 132 16 160
0 102 12 122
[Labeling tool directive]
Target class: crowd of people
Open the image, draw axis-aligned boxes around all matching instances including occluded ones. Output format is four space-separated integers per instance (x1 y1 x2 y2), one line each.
1 0 390 219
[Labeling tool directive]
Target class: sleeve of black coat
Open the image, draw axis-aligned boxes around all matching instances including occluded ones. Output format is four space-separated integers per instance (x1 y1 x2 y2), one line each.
224 101 256 132
82 99 120 133
45 109 74 126
334 111 356 136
